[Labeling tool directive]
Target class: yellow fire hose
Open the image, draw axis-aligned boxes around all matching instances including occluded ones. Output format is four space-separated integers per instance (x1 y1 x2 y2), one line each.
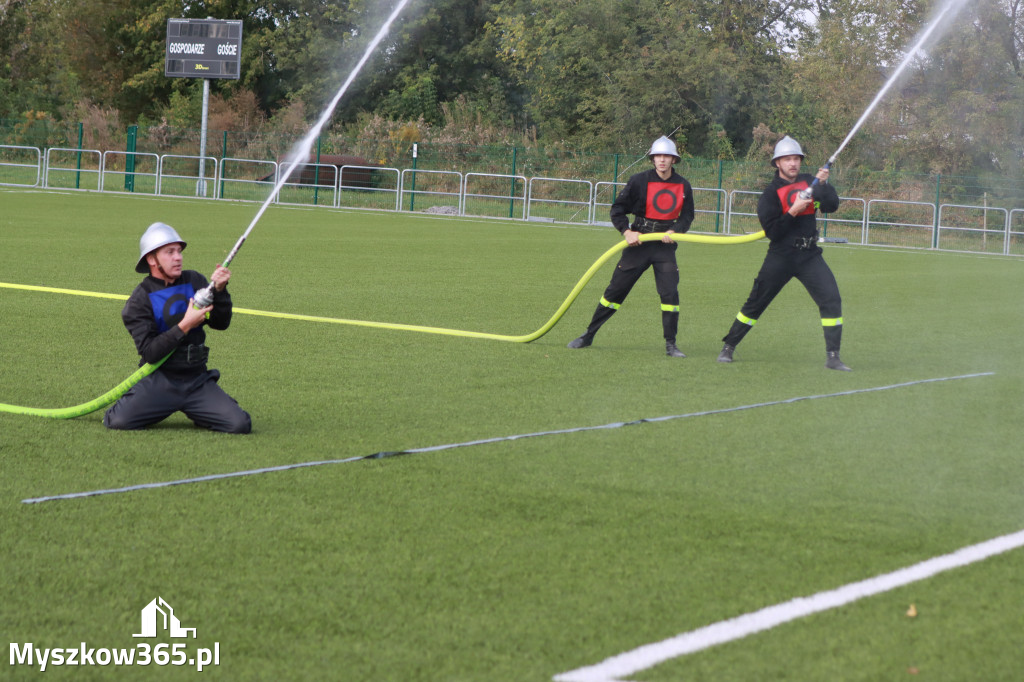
0 230 765 418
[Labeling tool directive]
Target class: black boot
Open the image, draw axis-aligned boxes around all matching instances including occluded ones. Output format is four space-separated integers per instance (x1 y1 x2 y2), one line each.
823 325 850 370
717 343 736 363
567 334 593 349
567 303 617 349
825 351 852 371
662 306 684 356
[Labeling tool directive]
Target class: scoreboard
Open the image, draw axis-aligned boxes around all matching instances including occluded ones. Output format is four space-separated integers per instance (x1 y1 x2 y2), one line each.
165 18 243 79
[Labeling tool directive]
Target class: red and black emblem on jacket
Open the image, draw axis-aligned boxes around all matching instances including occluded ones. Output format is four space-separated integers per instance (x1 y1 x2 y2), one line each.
646 182 685 221
777 181 815 216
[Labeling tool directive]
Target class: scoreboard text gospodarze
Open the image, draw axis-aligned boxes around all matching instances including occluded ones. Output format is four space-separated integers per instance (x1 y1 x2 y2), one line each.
165 19 243 79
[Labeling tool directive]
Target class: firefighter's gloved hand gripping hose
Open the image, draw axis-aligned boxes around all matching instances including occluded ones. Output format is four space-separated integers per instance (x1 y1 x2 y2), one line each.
0 230 765 418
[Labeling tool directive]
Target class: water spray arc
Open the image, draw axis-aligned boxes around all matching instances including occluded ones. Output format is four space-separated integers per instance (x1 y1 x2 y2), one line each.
193 0 413 307
799 0 967 200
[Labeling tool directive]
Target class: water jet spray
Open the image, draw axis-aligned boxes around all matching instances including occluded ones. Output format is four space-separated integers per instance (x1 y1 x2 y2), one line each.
799 0 968 199
192 0 413 307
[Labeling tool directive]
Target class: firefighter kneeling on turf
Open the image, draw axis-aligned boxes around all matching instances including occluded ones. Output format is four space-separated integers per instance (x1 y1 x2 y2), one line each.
104 222 252 432
567 136 695 357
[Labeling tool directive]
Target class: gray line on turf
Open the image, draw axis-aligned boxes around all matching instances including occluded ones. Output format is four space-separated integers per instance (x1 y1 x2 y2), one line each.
21 372 994 504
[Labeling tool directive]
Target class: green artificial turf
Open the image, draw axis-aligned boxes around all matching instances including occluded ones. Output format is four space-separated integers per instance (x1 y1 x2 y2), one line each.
2 188 1022 681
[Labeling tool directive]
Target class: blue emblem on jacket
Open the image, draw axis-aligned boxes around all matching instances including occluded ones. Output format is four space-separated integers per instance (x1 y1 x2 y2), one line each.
148 282 196 332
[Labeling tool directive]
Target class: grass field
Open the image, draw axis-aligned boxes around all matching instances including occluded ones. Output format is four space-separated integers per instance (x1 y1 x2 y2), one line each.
2 188 1022 681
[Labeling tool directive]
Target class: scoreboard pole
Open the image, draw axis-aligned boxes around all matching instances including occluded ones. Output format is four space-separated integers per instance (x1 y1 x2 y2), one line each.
199 77 210 197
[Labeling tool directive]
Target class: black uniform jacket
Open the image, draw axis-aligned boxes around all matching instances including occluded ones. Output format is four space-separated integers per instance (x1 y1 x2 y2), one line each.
757 172 840 250
121 270 233 368
610 168 695 236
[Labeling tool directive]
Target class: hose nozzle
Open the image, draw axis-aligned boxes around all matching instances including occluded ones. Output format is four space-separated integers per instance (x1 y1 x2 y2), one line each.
798 159 834 200
192 284 215 309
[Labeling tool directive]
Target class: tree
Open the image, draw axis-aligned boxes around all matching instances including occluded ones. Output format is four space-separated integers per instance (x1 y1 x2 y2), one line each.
884 0 1024 176
488 0 812 155
789 0 1024 175
346 0 519 129
0 0 78 118
54 0 364 123
782 0 924 165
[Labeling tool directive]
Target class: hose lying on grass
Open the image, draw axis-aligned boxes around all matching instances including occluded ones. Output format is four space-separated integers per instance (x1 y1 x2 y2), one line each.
0 357 168 419
0 230 765 418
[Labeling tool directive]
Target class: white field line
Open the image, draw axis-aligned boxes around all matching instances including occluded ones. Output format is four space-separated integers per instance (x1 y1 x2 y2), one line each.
554 528 1024 682
20 372 993 504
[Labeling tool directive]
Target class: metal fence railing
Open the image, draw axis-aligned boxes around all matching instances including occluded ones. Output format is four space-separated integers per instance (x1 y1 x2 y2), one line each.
463 173 527 220
1010 209 1024 256
4 143 1024 257
157 154 218 198
0 145 41 187
526 178 592 224
42 147 102 191
340 165 400 212
5 118 1023 207
866 200 937 249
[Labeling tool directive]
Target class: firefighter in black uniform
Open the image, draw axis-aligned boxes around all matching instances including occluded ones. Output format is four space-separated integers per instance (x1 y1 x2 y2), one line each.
716 135 851 371
104 222 252 432
567 136 695 357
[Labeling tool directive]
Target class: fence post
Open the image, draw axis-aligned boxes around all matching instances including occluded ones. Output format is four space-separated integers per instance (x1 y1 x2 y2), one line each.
716 159 723 233
932 173 941 248
410 143 418 211
509 146 517 218
198 78 210 197
220 131 228 199
75 122 84 190
313 135 321 206
125 124 138 192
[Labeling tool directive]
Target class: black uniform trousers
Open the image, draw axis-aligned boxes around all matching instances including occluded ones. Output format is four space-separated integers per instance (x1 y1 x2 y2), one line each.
724 246 843 351
104 368 251 433
594 242 680 342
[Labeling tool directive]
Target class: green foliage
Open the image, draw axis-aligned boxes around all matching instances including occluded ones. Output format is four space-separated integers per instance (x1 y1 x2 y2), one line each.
0 0 80 116
378 65 442 125
353 0 518 125
164 84 204 130
705 123 736 160
1 0 1022 180
783 0 1024 174
881 0 1024 176
488 0 808 154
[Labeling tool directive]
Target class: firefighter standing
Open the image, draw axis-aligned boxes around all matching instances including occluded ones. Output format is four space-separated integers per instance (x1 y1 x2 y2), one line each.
716 135 851 371
567 136 695 357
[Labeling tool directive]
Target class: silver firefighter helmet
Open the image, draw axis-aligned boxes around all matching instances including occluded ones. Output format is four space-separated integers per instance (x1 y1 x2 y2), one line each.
648 136 681 163
771 135 805 166
136 222 187 273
